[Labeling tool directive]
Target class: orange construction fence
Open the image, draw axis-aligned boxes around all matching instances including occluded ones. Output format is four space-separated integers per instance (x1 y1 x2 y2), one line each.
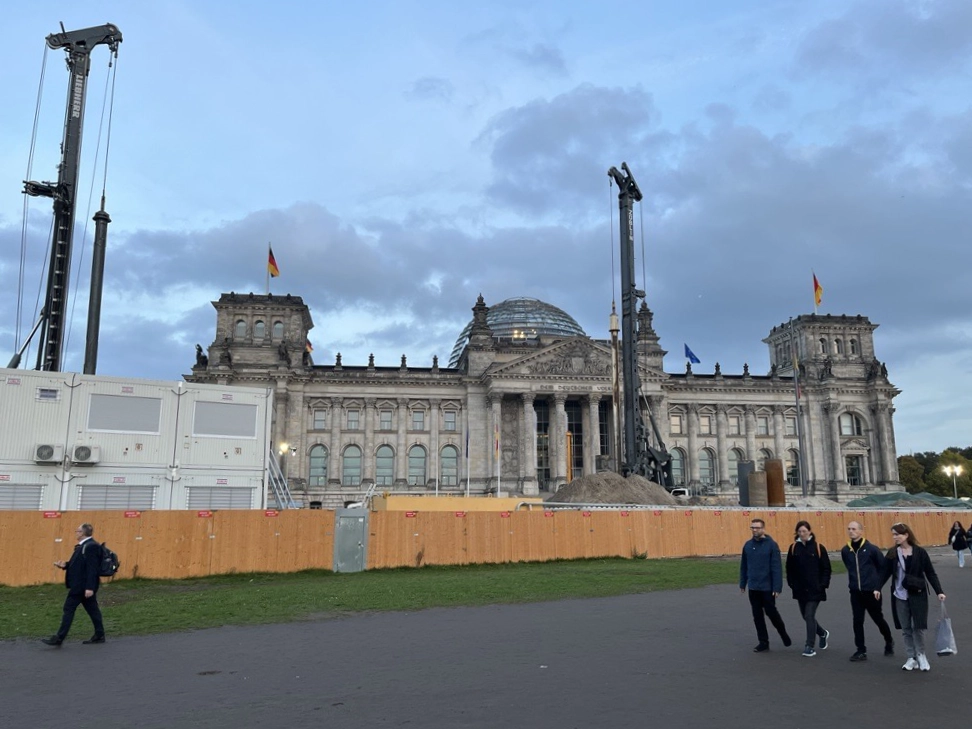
0 508 966 587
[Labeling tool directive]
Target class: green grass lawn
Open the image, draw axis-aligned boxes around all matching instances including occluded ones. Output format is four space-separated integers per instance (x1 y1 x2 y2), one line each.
1 557 755 640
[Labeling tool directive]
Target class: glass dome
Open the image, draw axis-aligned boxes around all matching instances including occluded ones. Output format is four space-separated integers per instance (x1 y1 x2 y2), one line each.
449 297 587 367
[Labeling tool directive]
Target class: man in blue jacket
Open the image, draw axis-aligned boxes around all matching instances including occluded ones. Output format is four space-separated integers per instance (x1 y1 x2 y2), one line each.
840 520 894 661
740 518 791 652
41 523 106 646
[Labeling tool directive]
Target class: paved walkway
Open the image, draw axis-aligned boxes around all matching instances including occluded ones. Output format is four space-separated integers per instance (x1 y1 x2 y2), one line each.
3 548 968 728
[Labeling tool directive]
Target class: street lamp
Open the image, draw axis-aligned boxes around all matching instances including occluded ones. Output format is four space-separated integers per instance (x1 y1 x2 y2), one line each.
943 464 963 500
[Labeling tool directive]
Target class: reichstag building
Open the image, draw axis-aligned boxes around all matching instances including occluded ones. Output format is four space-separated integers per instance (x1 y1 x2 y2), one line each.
186 292 901 507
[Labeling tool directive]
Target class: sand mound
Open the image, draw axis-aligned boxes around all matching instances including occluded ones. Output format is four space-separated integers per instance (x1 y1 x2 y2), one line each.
550 471 678 505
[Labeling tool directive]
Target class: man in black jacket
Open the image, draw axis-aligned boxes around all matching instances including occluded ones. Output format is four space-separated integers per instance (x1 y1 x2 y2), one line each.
41 523 106 646
840 521 893 661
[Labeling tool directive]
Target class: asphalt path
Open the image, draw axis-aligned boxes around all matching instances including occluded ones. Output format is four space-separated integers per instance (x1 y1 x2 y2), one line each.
3 547 969 729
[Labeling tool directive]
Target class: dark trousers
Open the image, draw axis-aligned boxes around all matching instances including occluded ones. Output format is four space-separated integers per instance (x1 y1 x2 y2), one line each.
849 590 892 652
797 599 827 648
748 590 788 645
56 591 104 640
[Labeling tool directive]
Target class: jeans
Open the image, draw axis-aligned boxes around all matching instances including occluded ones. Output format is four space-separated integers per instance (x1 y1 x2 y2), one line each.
893 596 925 659
56 591 104 640
748 590 788 645
957 550 966 568
849 590 893 653
797 599 827 648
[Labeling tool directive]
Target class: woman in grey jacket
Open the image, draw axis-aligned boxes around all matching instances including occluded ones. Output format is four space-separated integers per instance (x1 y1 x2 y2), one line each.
882 522 946 672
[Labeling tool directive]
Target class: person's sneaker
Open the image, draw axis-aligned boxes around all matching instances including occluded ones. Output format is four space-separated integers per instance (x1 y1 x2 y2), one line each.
818 630 830 651
917 654 930 671
902 657 918 671
781 633 793 647
802 646 816 657
884 642 895 657
850 651 868 662
40 636 63 646
82 635 105 644
753 643 770 653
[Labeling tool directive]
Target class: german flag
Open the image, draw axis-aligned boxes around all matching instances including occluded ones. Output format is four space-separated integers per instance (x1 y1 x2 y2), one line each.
305 339 313 353
268 246 280 278
813 272 823 307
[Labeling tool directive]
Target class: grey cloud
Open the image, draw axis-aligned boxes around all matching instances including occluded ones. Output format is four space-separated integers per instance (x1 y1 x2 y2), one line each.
509 43 567 76
406 77 455 103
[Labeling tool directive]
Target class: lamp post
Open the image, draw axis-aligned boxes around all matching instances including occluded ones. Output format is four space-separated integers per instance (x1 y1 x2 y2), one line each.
943 464 963 500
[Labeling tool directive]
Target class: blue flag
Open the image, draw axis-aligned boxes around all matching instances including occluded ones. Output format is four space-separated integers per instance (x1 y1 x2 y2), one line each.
684 344 701 364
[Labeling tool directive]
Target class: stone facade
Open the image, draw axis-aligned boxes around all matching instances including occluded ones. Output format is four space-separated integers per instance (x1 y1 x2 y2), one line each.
185 293 902 507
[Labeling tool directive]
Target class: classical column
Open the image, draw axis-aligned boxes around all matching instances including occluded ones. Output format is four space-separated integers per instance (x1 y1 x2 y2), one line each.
489 395 503 491
429 398 441 489
715 405 729 487
328 397 342 486
871 403 892 484
363 398 375 482
396 397 408 487
585 394 601 476
687 403 700 487
772 405 785 464
824 402 844 486
521 393 539 495
744 406 757 462
552 393 568 487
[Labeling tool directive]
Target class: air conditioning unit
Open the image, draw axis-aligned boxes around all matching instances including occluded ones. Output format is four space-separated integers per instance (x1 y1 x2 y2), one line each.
72 445 101 464
34 444 64 464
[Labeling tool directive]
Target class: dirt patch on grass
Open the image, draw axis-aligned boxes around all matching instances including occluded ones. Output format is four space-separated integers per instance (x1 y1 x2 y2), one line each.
550 471 678 505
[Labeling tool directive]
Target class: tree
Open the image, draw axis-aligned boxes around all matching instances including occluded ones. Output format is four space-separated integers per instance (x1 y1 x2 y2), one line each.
897 456 926 494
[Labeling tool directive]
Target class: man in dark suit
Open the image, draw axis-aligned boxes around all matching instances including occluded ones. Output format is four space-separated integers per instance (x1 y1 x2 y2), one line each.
41 523 106 646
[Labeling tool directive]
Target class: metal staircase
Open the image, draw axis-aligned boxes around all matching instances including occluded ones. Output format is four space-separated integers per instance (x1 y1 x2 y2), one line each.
267 454 300 509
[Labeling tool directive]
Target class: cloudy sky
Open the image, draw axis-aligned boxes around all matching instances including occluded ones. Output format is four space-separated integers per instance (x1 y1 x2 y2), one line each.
1 1 970 454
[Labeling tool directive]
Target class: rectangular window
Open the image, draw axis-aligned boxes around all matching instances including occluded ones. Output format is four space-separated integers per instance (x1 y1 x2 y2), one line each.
443 411 457 432
757 416 769 436
411 410 425 431
313 409 327 430
670 414 683 435
785 417 797 437
193 401 257 438
36 387 60 402
346 409 359 430
90 394 162 434
728 416 741 435
699 415 712 435
379 410 393 430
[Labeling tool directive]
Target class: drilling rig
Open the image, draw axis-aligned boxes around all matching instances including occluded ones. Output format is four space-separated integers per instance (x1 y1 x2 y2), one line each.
10 23 122 373
608 162 673 488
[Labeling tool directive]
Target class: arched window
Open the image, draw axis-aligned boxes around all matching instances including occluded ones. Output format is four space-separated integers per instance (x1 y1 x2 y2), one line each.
818 338 827 354
440 445 459 486
699 448 715 486
786 449 800 486
309 445 328 486
407 445 427 486
342 445 362 486
670 448 686 486
253 320 266 340
375 445 394 485
839 413 864 436
850 339 859 355
728 448 744 485
234 320 247 339
834 338 843 354
272 321 284 340
757 448 773 471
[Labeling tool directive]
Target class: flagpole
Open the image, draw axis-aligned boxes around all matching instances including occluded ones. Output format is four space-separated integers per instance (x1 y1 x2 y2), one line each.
266 242 271 295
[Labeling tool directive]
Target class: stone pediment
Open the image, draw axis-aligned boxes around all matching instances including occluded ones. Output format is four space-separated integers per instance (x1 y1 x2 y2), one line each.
841 437 870 452
491 338 612 378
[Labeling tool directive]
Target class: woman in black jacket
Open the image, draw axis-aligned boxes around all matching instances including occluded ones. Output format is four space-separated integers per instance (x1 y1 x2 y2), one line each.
948 521 968 567
785 520 832 657
883 522 946 672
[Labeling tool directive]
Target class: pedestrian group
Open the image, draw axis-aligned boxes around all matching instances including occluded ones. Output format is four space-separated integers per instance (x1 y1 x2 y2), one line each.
740 518 949 671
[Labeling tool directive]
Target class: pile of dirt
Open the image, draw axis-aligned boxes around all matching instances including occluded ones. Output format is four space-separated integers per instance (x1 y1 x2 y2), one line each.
549 471 678 505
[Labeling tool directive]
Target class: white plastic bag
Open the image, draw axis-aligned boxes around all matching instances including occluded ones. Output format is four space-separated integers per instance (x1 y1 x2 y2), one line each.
935 602 957 656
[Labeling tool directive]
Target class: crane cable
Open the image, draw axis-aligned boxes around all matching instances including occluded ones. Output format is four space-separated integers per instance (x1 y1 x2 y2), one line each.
64 48 119 363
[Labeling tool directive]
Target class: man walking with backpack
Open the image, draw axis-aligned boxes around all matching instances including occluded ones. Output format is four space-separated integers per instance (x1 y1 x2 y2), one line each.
42 523 106 646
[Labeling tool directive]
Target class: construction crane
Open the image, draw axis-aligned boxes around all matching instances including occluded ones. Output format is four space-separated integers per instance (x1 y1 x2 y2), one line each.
15 23 122 373
607 162 673 488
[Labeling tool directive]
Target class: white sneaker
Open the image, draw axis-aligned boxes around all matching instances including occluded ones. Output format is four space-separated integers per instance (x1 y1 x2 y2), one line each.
917 654 930 671
902 657 918 671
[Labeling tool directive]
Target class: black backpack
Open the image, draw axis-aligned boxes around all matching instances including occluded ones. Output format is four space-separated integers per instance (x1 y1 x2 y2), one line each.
85 541 120 578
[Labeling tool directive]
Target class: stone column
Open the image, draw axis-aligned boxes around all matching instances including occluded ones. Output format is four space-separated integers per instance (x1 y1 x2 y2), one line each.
521 393 539 495
871 403 893 484
552 393 568 487
687 403 700 487
585 394 601 476
396 397 408 487
744 406 757 462
772 405 785 463
429 398 441 489
824 402 844 487
716 405 729 488
884 405 900 482
489 395 503 492
363 398 375 482
328 397 342 486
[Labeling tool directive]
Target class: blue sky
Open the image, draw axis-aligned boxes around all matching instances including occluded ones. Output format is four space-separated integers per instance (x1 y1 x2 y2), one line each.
1 1 970 454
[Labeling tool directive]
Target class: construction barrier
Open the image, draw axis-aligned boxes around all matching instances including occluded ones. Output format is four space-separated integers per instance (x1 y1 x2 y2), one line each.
0 508 965 586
